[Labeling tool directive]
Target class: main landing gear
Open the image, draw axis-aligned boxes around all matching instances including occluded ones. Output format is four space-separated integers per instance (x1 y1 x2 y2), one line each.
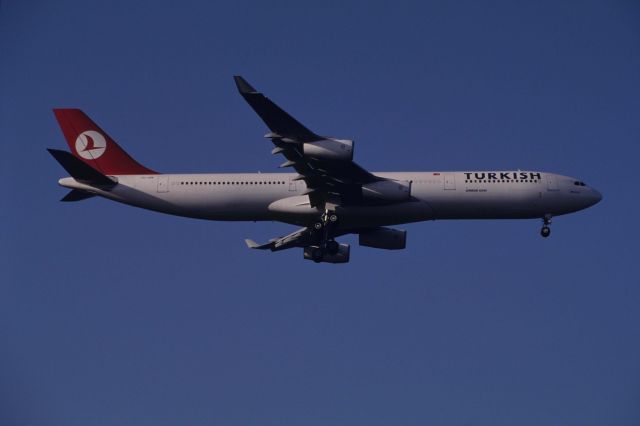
310 210 340 262
325 240 340 255
540 215 552 238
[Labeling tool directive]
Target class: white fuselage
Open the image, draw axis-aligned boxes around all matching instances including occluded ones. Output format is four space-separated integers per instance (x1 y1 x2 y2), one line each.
59 170 602 229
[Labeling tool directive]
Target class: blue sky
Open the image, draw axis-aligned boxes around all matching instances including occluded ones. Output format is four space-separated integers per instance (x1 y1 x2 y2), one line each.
1 1 639 425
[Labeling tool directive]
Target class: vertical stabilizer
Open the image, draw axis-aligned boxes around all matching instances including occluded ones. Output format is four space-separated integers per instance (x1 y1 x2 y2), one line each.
53 109 156 175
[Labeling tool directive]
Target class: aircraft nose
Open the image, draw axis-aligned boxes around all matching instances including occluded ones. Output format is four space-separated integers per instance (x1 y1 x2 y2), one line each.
590 188 603 206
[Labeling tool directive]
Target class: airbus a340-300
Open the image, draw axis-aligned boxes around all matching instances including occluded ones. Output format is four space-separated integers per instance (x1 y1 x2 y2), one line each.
49 76 602 263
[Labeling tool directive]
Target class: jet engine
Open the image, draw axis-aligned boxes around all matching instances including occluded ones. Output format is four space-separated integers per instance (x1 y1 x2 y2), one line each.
302 139 354 161
359 227 407 250
303 243 350 263
362 180 411 203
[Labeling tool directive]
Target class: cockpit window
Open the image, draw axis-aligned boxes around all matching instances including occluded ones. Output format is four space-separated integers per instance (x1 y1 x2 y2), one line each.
574 181 586 187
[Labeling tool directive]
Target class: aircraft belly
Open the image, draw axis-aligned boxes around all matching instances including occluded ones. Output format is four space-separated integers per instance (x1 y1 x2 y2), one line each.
266 195 436 227
167 190 278 220
413 183 545 219
106 181 279 221
337 202 435 228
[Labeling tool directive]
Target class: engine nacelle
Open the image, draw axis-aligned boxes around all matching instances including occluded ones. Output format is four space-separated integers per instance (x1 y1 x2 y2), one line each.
362 180 411 203
303 244 350 263
303 139 354 161
359 227 407 250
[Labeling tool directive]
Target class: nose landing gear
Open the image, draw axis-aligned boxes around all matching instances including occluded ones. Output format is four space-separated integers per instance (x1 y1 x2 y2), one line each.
541 226 551 238
540 215 552 238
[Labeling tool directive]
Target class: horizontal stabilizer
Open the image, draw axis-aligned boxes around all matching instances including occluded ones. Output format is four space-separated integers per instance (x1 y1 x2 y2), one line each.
61 189 96 202
47 149 116 186
245 239 272 250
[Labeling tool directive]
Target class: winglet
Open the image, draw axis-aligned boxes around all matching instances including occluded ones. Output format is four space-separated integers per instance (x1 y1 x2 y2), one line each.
234 76 257 94
245 239 271 250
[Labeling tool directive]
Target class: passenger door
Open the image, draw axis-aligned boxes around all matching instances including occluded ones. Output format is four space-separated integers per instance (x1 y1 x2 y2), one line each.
444 174 456 190
157 175 169 193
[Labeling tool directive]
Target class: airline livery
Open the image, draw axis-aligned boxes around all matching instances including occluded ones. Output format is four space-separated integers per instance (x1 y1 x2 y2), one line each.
49 76 602 263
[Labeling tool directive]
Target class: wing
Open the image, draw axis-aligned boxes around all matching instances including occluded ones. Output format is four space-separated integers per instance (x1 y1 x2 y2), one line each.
245 227 316 252
234 76 383 208
245 226 351 253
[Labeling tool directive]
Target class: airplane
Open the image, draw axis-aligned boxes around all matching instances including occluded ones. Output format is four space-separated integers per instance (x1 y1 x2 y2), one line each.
48 76 602 263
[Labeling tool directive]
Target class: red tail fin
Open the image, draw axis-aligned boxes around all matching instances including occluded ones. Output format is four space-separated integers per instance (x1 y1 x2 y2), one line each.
53 109 156 175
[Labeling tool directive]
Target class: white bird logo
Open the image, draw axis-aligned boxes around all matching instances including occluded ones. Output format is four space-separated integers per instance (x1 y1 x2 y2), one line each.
75 130 106 160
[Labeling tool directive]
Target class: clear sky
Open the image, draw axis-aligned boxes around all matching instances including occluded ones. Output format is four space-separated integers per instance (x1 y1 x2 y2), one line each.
2 1 639 425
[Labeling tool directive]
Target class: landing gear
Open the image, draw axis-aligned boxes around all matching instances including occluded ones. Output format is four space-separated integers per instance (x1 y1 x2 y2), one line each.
321 210 339 247
540 215 552 238
541 226 551 238
310 209 340 260
313 211 339 231
311 246 324 263
320 210 339 226
309 240 339 262
325 240 339 255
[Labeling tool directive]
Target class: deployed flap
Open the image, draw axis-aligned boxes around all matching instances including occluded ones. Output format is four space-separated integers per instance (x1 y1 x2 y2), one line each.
234 76 320 142
47 149 116 187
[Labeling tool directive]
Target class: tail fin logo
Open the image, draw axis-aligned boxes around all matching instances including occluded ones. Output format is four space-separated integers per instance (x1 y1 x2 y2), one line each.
75 130 106 160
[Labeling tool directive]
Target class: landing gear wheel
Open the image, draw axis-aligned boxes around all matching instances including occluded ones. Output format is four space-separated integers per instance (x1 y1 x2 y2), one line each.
325 240 339 255
541 226 551 238
311 247 324 263
316 210 339 256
